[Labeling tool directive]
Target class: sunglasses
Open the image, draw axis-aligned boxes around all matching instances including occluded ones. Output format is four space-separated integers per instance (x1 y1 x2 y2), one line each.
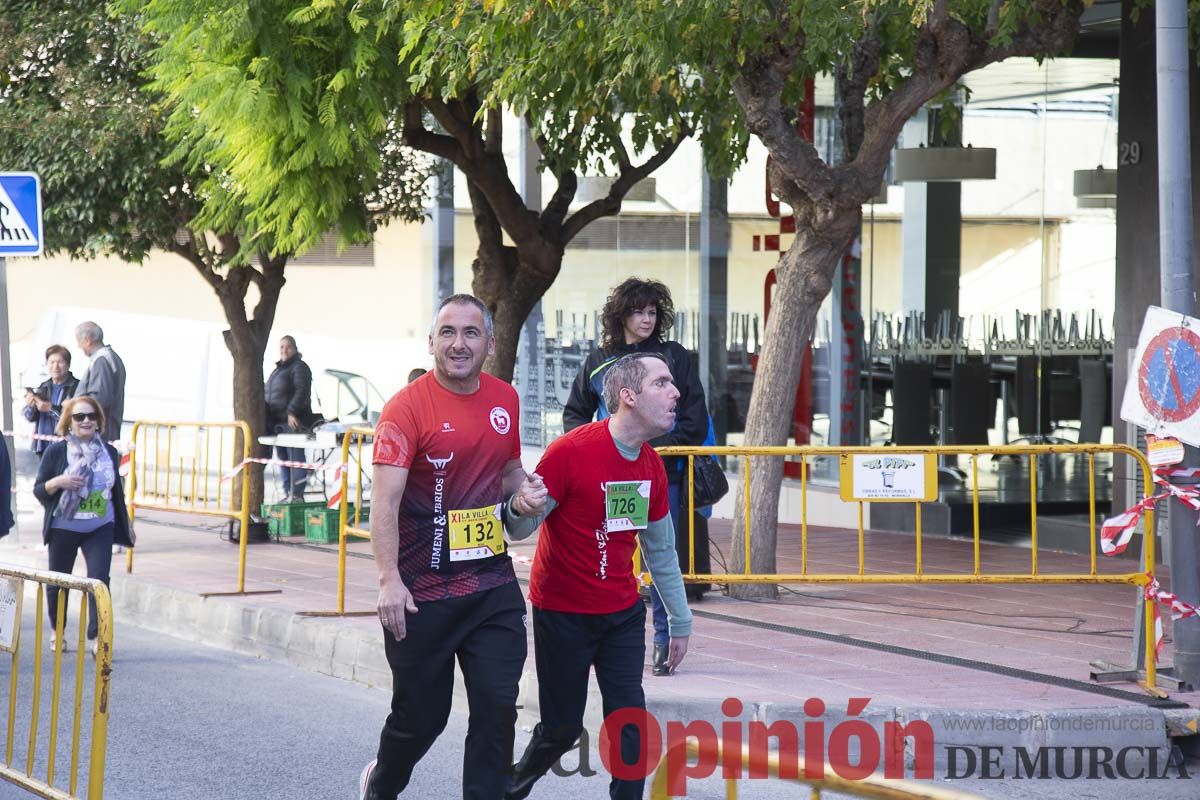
71 412 99 422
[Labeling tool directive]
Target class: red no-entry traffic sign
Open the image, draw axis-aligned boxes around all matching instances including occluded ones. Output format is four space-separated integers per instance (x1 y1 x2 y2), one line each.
1138 326 1200 422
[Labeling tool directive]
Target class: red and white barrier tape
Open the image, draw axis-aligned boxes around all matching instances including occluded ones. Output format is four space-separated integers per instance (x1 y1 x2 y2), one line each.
326 464 345 510
220 456 341 483
1144 574 1200 659
1099 469 1200 556
2 431 131 479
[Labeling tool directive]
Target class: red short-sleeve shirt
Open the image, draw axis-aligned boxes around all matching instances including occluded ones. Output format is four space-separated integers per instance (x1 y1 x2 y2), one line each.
373 372 521 601
529 419 669 614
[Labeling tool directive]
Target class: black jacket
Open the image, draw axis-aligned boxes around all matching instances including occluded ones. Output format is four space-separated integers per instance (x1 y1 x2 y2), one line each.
264 354 318 430
0 440 12 537
22 374 79 454
562 339 708 451
33 440 133 546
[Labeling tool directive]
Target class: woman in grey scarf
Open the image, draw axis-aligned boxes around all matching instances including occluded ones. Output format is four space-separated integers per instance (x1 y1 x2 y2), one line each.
32 396 134 655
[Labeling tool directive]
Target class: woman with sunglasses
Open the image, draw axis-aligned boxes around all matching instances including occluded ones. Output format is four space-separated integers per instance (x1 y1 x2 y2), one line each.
32 395 134 654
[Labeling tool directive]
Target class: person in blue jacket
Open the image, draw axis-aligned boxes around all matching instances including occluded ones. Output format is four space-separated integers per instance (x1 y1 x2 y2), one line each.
562 277 711 676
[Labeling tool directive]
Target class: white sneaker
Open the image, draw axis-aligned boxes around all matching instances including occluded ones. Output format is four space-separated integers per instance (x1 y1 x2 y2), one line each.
358 759 377 800
48 634 69 654
89 640 99 659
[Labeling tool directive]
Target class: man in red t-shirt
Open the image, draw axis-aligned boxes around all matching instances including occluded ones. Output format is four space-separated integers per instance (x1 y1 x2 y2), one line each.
358 295 546 800
502 353 693 800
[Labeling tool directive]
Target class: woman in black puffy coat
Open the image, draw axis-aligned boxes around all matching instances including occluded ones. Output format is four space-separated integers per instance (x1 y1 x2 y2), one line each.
562 277 712 676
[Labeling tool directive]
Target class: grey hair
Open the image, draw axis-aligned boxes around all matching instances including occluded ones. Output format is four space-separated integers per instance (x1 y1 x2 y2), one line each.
280 335 297 348
75 321 103 344
602 353 667 412
430 294 494 337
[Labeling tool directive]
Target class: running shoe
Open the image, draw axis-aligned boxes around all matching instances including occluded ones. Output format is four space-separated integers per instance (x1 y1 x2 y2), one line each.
357 759 377 800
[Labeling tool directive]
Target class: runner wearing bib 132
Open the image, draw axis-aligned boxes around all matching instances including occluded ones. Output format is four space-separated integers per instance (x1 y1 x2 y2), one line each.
358 295 545 800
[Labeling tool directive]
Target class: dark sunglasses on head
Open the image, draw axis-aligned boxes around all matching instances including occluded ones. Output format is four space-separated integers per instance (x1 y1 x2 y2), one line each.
71 412 98 422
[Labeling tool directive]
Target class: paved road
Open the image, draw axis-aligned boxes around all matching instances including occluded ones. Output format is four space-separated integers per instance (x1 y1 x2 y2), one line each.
0 618 1195 799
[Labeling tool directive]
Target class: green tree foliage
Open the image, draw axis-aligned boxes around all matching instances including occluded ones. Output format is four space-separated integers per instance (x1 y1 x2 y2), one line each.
0 0 430 509
129 0 733 378
0 1 188 261
602 0 1089 597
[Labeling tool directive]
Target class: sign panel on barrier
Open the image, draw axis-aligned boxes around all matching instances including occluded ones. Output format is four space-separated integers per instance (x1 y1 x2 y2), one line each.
1121 305 1200 446
0 577 23 652
838 453 937 502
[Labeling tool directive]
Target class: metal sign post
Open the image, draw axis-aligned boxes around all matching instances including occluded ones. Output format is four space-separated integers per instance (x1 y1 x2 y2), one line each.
0 172 43 514
0 255 13 514
1155 0 1200 688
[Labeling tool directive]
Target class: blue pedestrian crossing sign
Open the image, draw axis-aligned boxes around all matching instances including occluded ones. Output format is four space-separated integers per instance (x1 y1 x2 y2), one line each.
0 173 43 257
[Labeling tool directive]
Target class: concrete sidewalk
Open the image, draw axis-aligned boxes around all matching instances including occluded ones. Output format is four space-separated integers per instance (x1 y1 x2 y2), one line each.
2 497 1196 763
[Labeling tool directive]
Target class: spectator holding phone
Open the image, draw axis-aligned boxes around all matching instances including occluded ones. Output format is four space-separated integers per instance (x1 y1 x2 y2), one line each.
23 344 79 456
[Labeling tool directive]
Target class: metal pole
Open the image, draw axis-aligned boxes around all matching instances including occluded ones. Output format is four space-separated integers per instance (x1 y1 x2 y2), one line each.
431 159 455 303
0 256 15 512
700 166 728 443
1156 0 1200 685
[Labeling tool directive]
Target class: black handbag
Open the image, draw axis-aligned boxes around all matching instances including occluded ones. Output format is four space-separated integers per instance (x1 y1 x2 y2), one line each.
691 455 729 508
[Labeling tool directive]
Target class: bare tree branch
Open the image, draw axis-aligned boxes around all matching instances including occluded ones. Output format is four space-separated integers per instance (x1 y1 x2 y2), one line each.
562 124 690 243
732 31 836 209
985 0 1003 37
542 172 578 230
930 0 950 30
854 0 1082 195
836 19 881 162
401 101 464 166
610 122 633 172
425 96 477 155
485 107 503 155
246 260 266 287
168 238 221 292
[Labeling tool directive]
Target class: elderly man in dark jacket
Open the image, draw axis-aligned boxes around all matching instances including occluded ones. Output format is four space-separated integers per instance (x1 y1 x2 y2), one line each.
265 336 318 500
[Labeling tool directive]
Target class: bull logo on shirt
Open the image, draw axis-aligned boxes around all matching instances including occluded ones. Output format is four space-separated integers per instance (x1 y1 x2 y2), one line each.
425 452 455 471
489 406 511 435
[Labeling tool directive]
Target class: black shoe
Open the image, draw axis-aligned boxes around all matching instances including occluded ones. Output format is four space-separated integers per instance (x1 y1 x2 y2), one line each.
506 727 565 799
685 584 709 602
652 643 670 676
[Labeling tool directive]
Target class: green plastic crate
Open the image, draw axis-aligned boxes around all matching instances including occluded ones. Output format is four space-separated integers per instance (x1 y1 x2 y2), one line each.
345 504 371 539
305 505 370 544
261 501 325 537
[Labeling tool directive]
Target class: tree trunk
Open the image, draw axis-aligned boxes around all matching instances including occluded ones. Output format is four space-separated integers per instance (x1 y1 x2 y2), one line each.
477 257 560 382
226 327 269 512
208 257 287 516
465 178 564 381
729 210 860 599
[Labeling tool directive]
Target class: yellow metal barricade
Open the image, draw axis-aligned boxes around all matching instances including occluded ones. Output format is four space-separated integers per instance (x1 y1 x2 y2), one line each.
301 426 375 617
649 738 985 799
0 564 113 800
125 420 280 597
658 443 1159 693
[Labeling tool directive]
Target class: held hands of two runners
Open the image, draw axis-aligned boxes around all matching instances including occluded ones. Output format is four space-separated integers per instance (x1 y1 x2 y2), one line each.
512 471 549 517
378 575 419 640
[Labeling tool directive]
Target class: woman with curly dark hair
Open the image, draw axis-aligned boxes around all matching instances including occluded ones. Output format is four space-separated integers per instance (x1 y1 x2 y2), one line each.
562 277 711 676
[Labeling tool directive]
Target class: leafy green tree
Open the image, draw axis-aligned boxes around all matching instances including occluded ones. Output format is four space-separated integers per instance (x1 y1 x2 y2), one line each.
130 0 734 379
597 0 1088 597
0 0 429 510
129 0 1092 594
